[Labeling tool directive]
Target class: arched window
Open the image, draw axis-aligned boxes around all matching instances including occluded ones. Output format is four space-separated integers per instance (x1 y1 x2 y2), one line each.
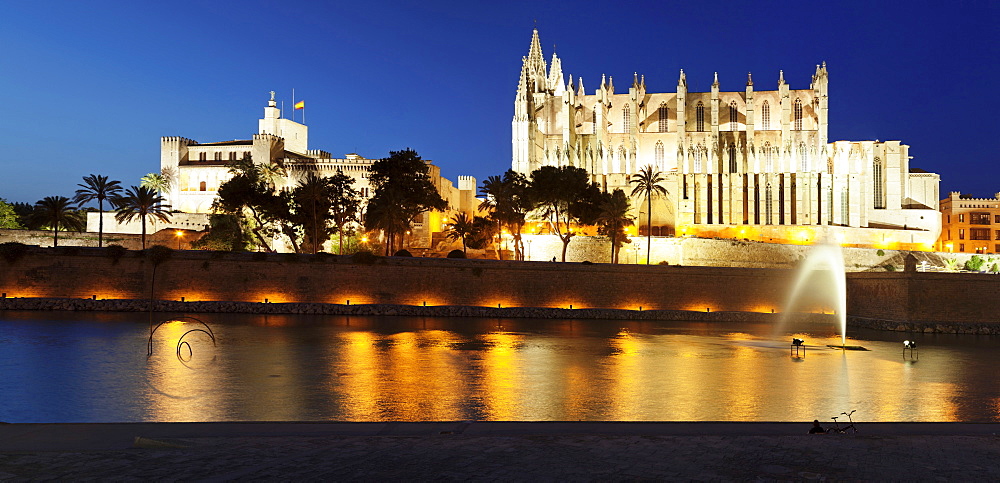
623 105 631 133
214 151 222 161
873 156 885 209
794 98 803 131
799 142 808 171
229 152 237 161
694 147 703 173
761 100 770 130
729 101 738 131
763 142 773 171
728 144 737 173
199 181 207 191
593 106 598 134
696 102 705 132
658 104 668 132
655 141 665 168
198 152 207 161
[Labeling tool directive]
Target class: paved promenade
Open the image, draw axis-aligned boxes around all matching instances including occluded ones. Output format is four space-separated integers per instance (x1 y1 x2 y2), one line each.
1 422 999 481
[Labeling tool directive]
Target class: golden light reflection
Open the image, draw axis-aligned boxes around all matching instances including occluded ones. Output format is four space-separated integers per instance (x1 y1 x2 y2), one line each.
477 331 526 420
145 320 225 421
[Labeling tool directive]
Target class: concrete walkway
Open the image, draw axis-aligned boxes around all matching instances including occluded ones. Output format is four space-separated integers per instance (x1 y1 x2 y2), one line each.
1 422 999 480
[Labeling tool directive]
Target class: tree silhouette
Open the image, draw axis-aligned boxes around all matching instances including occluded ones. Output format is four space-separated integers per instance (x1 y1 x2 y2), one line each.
74 174 123 247
594 189 634 264
114 186 171 249
32 196 85 247
528 165 598 262
629 165 669 264
364 149 447 255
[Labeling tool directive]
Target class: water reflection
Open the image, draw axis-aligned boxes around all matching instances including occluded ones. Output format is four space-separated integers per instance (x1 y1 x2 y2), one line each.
0 311 998 423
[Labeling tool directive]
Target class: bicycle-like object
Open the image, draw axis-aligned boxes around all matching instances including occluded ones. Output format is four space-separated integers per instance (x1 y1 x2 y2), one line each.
827 410 859 434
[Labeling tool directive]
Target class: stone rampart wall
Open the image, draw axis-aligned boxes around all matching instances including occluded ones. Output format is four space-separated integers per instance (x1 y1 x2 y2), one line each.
2 247 999 332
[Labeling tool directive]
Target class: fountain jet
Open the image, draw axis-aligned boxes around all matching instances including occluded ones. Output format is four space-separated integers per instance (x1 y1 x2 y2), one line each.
779 239 847 346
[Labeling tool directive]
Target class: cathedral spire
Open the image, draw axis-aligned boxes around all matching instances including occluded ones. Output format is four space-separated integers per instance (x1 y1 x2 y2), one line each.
747 72 753 86
778 69 786 86
640 74 645 89
548 52 565 94
632 72 639 89
524 28 548 93
577 76 585 97
678 69 687 87
712 71 720 88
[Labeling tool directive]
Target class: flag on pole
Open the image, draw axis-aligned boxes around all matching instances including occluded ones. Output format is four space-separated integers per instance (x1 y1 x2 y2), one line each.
294 100 305 110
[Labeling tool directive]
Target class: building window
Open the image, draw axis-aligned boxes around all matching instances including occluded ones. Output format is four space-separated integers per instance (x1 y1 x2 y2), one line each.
623 105 631 133
729 101 738 131
658 104 668 132
995 215 1000 224
995 230 1000 240
765 183 773 224
970 213 991 225
763 142 773 171
959 214 965 223
228 152 236 161
959 243 965 252
799 143 808 172
971 228 991 240
696 102 705 132
214 151 222 161
794 98 803 131
959 228 965 240
841 190 849 226
761 101 770 130
873 157 885 209
198 152 206 161
728 144 737 173
199 181 207 191
655 141 665 169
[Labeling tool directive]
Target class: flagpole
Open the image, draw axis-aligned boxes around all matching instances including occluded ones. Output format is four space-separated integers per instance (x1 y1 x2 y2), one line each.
292 88 295 123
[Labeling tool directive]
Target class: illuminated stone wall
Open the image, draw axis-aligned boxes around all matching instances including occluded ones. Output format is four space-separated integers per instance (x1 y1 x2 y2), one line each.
3 248 997 326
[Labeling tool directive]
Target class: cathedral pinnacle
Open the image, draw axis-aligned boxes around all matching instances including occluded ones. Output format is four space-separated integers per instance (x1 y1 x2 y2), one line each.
577 76 585 97
747 72 753 86
632 72 639 89
779 69 786 85
712 72 720 88
678 69 687 87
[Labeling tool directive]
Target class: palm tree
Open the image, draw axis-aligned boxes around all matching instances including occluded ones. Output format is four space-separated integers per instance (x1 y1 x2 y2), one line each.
594 189 634 264
32 196 86 247
445 212 476 255
114 186 172 249
629 165 668 264
140 172 171 199
293 173 332 254
74 174 123 247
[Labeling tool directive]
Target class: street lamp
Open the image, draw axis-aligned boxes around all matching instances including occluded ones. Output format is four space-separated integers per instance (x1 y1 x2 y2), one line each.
175 230 184 250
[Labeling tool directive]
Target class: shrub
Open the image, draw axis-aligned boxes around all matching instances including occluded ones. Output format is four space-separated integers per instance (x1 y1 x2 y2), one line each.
990 263 999 274
0 242 29 264
876 249 885 257
581 260 593 265
393 249 413 257
351 250 378 265
145 245 173 266
658 260 670 265
105 244 128 265
965 255 986 272
446 249 466 259
884 264 896 272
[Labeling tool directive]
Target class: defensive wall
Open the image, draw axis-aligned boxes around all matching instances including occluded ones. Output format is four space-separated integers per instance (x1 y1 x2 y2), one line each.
1 246 999 332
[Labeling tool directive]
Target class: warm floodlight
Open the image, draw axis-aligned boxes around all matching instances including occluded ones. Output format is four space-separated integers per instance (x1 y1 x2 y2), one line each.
903 340 916 349
792 338 804 346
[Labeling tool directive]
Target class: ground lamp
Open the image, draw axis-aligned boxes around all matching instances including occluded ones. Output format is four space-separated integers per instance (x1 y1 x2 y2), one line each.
903 340 918 360
791 338 805 357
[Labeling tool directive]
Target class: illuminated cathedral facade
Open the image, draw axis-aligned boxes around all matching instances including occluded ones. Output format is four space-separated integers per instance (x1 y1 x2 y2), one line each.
512 29 941 248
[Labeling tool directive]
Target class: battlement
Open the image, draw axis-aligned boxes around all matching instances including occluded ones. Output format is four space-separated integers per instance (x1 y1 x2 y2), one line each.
161 136 196 145
457 175 477 191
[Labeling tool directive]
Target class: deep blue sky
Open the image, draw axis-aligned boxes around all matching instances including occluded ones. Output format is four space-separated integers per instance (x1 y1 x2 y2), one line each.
1 0 996 204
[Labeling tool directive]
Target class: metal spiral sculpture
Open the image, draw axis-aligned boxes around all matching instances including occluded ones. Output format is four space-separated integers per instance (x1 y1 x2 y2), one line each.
147 316 217 367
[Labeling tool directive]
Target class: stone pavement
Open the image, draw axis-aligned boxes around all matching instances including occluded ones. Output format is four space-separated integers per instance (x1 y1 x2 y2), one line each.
1 422 999 481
